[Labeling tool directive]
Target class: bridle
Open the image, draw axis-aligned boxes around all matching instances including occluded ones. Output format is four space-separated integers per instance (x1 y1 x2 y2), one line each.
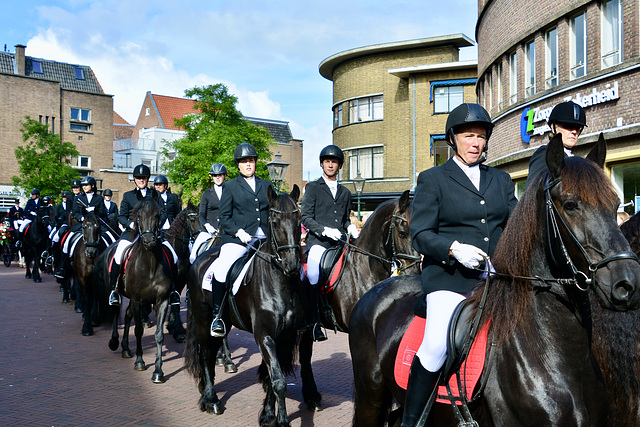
544 176 638 290
136 213 161 244
82 216 101 248
266 205 301 266
384 208 421 274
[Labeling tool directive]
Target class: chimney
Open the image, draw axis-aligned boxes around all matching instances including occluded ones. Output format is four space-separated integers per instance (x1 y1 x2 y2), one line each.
15 44 26 75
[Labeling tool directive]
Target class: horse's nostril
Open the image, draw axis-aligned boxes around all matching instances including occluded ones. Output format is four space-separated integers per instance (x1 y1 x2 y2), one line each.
613 280 632 303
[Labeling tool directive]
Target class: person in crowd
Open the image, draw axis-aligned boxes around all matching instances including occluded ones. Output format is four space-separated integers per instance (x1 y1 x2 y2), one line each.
208 143 273 337
102 189 119 231
69 178 82 205
301 144 359 342
108 165 180 307
525 100 587 188
190 163 227 263
15 189 41 248
153 175 180 231
8 198 23 245
401 103 518 427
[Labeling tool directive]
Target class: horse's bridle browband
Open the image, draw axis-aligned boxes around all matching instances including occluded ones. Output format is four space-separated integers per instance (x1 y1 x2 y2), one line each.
385 211 421 274
543 177 638 290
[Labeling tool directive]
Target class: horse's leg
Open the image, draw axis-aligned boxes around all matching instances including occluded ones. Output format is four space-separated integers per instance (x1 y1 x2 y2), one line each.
120 303 134 358
81 274 94 336
200 336 223 414
258 335 290 427
73 276 83 313
61 276 71 304
167 302 186 343
151 299 169 383
24 251 32 279
299 330 322 411
32 249 41 282
108 305 121 351
130 302 146 371
222 336 237 373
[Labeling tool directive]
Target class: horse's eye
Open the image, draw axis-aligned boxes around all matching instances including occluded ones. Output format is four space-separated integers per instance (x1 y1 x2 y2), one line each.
563 201 578 210
272 221 279 228
398 231 408 239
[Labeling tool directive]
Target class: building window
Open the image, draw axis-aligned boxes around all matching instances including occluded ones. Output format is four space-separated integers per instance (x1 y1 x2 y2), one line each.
497 62 503 109
431 135 453 167
349 95 383 123
78 156 90 168
487 73 492 110
571 12 587 79
70 107 91 132
434 86 464 114
525 40 535 97
145 107 150 116
602 0 622 68
546 28 558 89
348 146 383 180
32 61 43 74
611 162 640 215
333 104 343 128
74 67 85 80
509 52 517 105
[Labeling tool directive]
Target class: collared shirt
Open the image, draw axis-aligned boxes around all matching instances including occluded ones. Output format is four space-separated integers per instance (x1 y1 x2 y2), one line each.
214 185 223 199
452 156 481 191
322 175 338 199
244 176 256 192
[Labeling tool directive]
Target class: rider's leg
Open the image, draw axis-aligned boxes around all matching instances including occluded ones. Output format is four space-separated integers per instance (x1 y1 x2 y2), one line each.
162 240 181 306
54 231 73 279
210 278 226 337
401 291 465 427
109 238 133 306
305 245 327 342
209 242 248 337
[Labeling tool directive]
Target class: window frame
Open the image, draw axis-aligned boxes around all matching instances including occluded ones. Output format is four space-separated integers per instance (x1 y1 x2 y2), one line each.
509 52 518 105
69 107 92 132
433 85 465 114
347 146 384 180
545 27 559 89
333 103 343 128
571 11 587 79
525 40 536 97
32 61 43 74
497 62 503 109
601 0 622 68
348 95 384 124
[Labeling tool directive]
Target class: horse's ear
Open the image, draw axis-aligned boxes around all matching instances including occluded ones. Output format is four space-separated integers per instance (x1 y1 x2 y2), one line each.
546 133 565 179
290 185 300 203
267 185 278 205
136 189 143 201
586 132 607 168
398 190 410 214
151 188 159 201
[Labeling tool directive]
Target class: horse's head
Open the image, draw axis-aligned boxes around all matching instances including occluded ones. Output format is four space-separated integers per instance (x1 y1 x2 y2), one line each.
543 133 640 310
132 194 161 250
387 190 421 274
37 204 52 227
185 200 202 237
82 209 101 259
267 184 302 276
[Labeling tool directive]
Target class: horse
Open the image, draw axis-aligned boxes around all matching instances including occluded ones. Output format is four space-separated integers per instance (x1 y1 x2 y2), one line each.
95 193 175 383
184 185 303 426
23 204 52 283
69 210 108 336
348 134 640 426
298 190 421 411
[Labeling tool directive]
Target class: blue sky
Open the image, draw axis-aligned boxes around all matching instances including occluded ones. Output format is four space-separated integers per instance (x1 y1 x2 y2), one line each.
2 0 478 180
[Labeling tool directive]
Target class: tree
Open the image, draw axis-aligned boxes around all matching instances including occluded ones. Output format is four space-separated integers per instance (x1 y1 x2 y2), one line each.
12 117 80 201
160 84 276 203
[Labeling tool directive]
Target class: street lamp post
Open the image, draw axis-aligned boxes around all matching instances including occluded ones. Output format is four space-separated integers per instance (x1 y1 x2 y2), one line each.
266 153 290 193
353 172 366 221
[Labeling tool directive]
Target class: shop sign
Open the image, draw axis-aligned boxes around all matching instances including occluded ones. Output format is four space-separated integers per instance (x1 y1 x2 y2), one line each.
520 81 620 143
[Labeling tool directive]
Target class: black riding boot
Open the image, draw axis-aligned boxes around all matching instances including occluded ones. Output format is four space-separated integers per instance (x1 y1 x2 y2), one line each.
210 279 227 337
54 251 69 279
168 264 181 306
109 262 122 306
306 282 327 342
401 357 440 427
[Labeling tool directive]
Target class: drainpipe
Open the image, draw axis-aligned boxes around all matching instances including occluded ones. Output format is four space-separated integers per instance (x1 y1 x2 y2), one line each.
412 75 417 189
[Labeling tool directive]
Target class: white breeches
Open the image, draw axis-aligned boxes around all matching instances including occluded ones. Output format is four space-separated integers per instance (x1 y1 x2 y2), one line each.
113 237 137 265
190 231 214 264
210 242 251 283
306 244 327 285
18 219 31 233
415 290 466 372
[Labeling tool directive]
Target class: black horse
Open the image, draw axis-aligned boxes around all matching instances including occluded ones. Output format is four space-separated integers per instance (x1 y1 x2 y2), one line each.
348 134 640 426
95 193 175 383
184 185 303 426
23 204 51 283
299 190 421 411
70 210 108 336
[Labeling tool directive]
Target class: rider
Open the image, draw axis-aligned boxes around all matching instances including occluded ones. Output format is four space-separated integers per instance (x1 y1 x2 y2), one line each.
402 103 517 427
70 178 82 205
51 191 72 250
301 144 359 342
190 163 227 263
109 164 181 307
55 176 108 279
208 142 273 337
16 189 41 248
525 100 587 188
153 175 180 231
102 189 119 231
8 198 23 245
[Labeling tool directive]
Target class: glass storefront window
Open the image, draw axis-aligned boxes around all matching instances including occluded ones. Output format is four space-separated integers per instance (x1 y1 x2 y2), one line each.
611 163 640 214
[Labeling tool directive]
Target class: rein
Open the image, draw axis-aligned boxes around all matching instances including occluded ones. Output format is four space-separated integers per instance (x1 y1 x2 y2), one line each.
384 211 421 273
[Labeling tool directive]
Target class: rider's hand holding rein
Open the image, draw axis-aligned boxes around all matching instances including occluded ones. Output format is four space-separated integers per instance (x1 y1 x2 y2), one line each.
450 241 487 269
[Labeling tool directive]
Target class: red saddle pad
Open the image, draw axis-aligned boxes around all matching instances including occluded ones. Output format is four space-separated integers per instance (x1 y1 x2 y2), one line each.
394 316 489 403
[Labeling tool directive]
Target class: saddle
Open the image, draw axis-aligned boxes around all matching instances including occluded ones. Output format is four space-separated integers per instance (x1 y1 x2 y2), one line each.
194 235 218 260
317 240 347 293
225 239 260 288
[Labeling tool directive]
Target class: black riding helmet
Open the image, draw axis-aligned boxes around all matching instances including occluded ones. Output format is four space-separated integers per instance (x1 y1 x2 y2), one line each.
31 189 40 196
42 195 52 205
210 163 228 175
445 103 493 166
548 101 587 128
61 190 71 198
234 143 258 164
319 145 344 166
133 164 151 179
80 176 96 186
71 179 81 188
102 189 113 197
154 174 169 185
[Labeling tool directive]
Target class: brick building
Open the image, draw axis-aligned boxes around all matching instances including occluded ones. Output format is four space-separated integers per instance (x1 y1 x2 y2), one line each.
477 0 640 208
319 35 478 209
0 44 115 210
113 91 304 192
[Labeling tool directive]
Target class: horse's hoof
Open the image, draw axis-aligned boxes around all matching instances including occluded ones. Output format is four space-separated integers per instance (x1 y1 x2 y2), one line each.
34 278 42 283
121 349 133 358
82 330 94 336
205 402 223 415
151 373 165 383
142 321 152 329
306 399 323 412
134 362 146 371
108 339 119 351
25 274 31 279
215 357 224 367
173 333 186 343
75 307 82 313
224 363 238 374
61 298 70 304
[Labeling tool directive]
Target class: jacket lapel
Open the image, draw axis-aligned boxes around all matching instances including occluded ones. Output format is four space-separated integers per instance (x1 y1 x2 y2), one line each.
479 166 494 195
318 178 334 199
444 159 480 195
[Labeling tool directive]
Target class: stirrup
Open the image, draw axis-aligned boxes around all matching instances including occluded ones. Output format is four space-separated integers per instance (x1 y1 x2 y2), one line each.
45 256 54 268
169 290 181 306
109 291 121 306
312 323 327 342
54 268 66 279
210 318 226 337
15 241 22 248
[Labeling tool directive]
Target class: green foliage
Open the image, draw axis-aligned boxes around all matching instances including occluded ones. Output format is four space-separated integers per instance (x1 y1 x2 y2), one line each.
12 117 80 202
160 83 276 203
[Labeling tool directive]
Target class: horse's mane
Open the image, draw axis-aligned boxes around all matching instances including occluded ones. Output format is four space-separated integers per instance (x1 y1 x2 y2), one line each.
168 207 188 236
358 198 396 237
469 155 619 343
130 197 160 219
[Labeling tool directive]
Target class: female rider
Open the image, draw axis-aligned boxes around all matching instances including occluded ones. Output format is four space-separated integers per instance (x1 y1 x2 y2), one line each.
402 103 518 426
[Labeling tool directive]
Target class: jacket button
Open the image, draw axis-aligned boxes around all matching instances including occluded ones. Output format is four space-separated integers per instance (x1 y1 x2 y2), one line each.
484 237 489 242
481 219 486 223
480 200 485 205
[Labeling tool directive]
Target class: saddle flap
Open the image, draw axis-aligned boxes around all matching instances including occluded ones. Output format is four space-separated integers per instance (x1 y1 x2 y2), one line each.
318 240 347 293
226 239 260 287
443 300 474 378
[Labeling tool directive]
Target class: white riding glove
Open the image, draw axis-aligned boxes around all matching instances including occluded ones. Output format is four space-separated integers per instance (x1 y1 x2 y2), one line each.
322 227 342 241
347 224 360 239
204 223 216 235
236 229 252 244
450 241 487 269
129 221 136 231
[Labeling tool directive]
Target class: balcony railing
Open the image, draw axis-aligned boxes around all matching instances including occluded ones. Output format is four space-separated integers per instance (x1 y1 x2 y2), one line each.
113 137 156 152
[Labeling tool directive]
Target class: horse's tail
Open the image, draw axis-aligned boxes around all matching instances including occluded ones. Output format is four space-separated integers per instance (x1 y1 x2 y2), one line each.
257 330 299 386
93 248 117 325
183 298 203 381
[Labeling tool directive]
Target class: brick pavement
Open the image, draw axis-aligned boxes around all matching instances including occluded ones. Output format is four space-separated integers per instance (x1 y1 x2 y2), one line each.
0 267 355 426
